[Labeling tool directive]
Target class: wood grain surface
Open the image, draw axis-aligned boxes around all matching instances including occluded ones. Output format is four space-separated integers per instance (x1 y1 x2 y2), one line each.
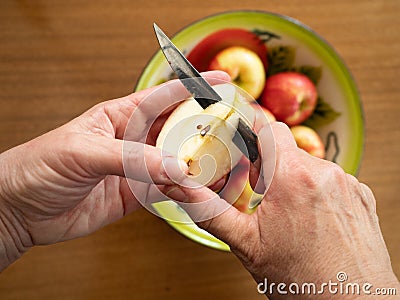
0 1 399 299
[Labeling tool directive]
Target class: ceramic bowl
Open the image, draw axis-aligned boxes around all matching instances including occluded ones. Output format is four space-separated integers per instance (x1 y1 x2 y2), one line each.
135 10 364 251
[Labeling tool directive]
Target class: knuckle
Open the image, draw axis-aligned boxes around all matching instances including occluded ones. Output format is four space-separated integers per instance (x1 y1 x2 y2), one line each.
59 132 83 156
360 182 377 212
320 161 347 187
60 133 96 172
286 157 318 190
124 144 147 178
272 121 290 133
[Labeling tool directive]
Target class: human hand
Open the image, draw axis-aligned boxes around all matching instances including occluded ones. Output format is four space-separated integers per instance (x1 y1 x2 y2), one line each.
0 71 230 270
169 122 400 299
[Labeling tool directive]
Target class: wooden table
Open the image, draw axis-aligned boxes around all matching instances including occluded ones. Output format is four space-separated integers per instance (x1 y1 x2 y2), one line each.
0 1 399 299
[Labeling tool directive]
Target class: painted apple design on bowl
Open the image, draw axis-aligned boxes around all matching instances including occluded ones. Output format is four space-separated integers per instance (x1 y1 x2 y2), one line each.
135 11 364 251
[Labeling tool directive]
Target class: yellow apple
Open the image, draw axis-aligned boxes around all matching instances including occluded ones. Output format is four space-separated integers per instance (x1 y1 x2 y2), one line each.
208 46 266 100
290 125 325 159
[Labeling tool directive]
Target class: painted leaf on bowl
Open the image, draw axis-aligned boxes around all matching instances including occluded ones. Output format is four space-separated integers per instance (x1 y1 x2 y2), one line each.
303 97 341 128
294 65 322 85
252 28 281 43
267 45 296 76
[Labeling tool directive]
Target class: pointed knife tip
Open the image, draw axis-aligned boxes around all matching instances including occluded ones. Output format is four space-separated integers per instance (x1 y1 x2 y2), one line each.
153 23 162 34
153 23 169 46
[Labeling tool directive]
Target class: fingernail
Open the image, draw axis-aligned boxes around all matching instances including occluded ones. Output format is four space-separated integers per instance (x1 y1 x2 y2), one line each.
163 156 188 183
163 156 202 189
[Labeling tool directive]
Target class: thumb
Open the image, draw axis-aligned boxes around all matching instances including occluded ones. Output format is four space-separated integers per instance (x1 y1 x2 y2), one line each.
250 122 296 193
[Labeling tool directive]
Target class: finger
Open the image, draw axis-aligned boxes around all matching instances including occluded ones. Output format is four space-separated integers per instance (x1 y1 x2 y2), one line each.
118 178 143 214
90 71 230 140
248 122 300 201
123 71 231 141
132 70 231 102
171 184 254 247
248 104 275 192
257 122 295 188
251 102 275 133
116 70 231 120
359 182 377 214
74 134 187 185
268 121 298 155
260 122 334 207
138 71 231 117
130 181 173 207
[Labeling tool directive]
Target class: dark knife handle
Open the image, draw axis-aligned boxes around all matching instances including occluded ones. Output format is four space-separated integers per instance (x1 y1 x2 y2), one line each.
232 119 260 164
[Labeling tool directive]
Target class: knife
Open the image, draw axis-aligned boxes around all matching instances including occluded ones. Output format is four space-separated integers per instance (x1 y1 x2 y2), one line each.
153 23 260 166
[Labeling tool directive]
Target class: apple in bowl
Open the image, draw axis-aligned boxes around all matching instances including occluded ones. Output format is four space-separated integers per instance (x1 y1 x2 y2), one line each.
136 11 363 252
260 72 318 126
290 125 325 159
208 46 266 99
187 28 268 72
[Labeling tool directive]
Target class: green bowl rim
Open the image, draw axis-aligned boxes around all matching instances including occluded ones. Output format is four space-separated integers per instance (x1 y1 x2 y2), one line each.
134 10 365 251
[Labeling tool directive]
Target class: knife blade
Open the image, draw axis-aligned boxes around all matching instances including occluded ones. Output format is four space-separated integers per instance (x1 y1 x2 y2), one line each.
153 23 260 165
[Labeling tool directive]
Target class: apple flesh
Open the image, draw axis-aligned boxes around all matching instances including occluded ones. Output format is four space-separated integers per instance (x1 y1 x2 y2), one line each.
156 83 255 187
187 28 268 72
208 46 266 100
260 72 318 126
290 125 325 159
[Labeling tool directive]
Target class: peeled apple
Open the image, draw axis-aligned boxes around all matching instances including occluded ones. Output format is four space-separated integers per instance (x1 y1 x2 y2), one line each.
156 83 255 186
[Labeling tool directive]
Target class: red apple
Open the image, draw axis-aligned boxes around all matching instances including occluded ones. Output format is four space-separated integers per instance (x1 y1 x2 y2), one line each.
260 72 318 126
187 28 268 72
208 174 229 193
217 158 251 213
208 46 266 99
290 125 325 159
219 161 248 205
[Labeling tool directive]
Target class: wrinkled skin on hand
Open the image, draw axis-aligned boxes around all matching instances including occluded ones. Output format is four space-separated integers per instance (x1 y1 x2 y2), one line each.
0 71 230 270
168 122 400 299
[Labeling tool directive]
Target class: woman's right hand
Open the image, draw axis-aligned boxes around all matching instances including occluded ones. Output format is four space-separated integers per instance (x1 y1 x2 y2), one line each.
169 122 400 299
